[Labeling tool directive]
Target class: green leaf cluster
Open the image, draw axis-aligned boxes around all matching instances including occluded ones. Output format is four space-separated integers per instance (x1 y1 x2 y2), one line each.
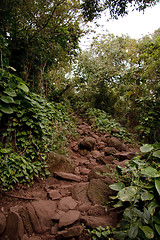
0 69 76 190
109 143 160 239
84 108 131 142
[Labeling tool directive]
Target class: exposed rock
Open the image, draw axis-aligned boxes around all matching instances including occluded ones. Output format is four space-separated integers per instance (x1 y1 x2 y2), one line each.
60 185 72 197
104 147 117 156
6 211 24 240
78 203 91 213
91 150 102 159
52 210 65 221
28 237 42 240
57 225 84 239
88 205 106 216
51 224 58 235
48 190 61 200
87 179 114 204
0 213 6 235
22 234 29 240
101 155 114 164
72 183 90 203
10 205 23 213
81 215 111 228
115 151 135 161
79 137 96 151
53 172 81 182
58 197 77 211
88 165 110 180
26 203 42 233
113 159 129 168
107 137 122 149
79 167 90 175
31 200 57 233
96 142 106 150
20 206 34 235
59 210 80 228
47 152 74 173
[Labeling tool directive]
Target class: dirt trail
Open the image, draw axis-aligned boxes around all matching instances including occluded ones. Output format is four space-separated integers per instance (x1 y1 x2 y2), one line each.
0 116 140 240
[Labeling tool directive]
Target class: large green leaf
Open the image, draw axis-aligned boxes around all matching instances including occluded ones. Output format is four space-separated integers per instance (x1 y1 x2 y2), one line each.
128 225 138 239
155 178 160 195
109 182 125 191
155 224 160 235
0 95 14 103
140 144 154 153
153 150 160 158
141 167 160 178
17 83 29 93
139 226 154 239
148 200 159 215
4 89 17 97
141 191 154 201
118 186 137 202
1 105 14 114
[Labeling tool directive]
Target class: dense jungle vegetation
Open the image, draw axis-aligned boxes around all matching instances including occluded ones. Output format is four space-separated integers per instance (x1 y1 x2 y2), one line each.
0 0 160 239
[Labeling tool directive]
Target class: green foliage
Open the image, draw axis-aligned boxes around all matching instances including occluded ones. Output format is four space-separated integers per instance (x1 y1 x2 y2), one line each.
84 108 131 141
0 69 75 190
88 226 113 240
135 97 160 143
110 143 160 239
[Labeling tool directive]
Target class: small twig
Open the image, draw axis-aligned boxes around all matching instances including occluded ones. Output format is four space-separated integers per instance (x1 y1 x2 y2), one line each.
4 193 36 201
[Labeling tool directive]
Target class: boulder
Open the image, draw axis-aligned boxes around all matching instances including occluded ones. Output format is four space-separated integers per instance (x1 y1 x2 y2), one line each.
104 147 117 156
88 205 106 216
107 137 122 149
6 211 24 240
72 183 90 203
79 137 96 151
87 179 114 204
59 210 80 228
58 196 77 211
47 152 74 173
0 213 6 235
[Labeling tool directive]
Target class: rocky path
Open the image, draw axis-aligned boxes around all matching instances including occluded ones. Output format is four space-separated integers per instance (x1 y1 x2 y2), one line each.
0 117 140 240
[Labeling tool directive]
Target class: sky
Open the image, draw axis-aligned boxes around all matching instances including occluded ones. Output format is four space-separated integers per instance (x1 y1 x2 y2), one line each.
80 2 160 50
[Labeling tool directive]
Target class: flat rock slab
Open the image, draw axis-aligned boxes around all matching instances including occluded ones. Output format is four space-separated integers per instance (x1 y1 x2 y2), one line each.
59 210 80 228
53 172 81 182
0 213 6 235
26 200 57 233
6 211 24 240
57 225 84 239
58 196 77 211
72 182 90 203
87 179 113 204
48 190 61 200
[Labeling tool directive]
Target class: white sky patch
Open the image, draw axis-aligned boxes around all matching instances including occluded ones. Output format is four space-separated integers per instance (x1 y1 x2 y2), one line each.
80 3 160 50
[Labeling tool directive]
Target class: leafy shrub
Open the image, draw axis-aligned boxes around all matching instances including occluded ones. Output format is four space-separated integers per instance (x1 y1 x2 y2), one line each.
88 226 113 240
84 108 131 141
0 68 76 190
110 143 160 239
135 97 160 143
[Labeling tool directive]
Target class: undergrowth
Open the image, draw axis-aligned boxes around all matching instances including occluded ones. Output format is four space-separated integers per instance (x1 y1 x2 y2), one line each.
0 68 76 190
84 108 131 142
